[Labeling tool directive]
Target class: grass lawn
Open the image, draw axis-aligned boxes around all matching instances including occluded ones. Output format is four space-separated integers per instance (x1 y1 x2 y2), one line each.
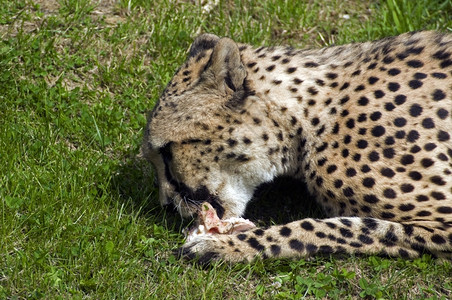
1 0 452 298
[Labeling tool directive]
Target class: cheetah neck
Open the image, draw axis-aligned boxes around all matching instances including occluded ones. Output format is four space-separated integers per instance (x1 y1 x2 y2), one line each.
240 45 359 178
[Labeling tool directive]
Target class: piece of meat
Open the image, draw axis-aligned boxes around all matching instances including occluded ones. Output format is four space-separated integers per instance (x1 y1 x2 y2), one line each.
185 202 256 242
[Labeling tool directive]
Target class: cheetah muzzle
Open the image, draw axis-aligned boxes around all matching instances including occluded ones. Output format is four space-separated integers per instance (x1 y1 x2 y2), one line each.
142 31 452 263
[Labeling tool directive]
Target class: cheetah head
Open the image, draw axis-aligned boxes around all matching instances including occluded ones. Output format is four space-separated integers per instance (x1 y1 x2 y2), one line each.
141 34 282 218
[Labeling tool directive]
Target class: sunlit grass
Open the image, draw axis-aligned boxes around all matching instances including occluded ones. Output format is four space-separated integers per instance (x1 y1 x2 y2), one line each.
1 0 451 298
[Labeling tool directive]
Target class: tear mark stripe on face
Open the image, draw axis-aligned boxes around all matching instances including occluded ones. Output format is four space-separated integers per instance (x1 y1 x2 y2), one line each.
159 143 225 218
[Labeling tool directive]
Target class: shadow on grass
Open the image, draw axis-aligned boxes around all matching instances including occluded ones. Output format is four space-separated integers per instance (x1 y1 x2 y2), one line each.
112 150 324 231
110 154 189 232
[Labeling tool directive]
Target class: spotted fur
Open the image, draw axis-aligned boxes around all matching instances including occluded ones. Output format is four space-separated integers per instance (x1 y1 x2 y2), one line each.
142 31 452 263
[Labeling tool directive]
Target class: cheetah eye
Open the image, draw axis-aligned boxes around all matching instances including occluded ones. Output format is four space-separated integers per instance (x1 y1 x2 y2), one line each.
159 142 173 163
158 142 179 188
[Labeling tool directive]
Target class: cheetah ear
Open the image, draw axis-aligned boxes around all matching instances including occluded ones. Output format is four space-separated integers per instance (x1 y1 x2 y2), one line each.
204 37 247 93
188 33 220 58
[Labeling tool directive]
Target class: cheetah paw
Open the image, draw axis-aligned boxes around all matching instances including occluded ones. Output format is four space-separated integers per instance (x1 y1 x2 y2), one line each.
178 234 259 264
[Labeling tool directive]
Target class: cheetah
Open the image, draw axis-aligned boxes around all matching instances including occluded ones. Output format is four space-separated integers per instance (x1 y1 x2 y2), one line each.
142 31 452 263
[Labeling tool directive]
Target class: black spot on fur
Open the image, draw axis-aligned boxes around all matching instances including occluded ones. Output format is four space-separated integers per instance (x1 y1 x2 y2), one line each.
383 188 397 199
409 104 423 117
289 239 304 251
339 228 353 238
358 235 374 244
394 94 406 105
270 244 281 256
431 234 446 244
437 206 452 214
388 68 401 76
280 226 292 237
305 62 319 68
407 59 424 68
408 79 423 89
301 221 314 231
266 65 276 71
248 238 265 251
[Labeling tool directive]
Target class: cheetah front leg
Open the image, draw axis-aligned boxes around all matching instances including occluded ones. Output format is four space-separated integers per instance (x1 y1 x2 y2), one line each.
179 217 452 263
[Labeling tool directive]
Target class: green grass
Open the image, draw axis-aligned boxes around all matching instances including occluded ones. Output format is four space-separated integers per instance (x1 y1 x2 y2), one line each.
1 0 452 298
